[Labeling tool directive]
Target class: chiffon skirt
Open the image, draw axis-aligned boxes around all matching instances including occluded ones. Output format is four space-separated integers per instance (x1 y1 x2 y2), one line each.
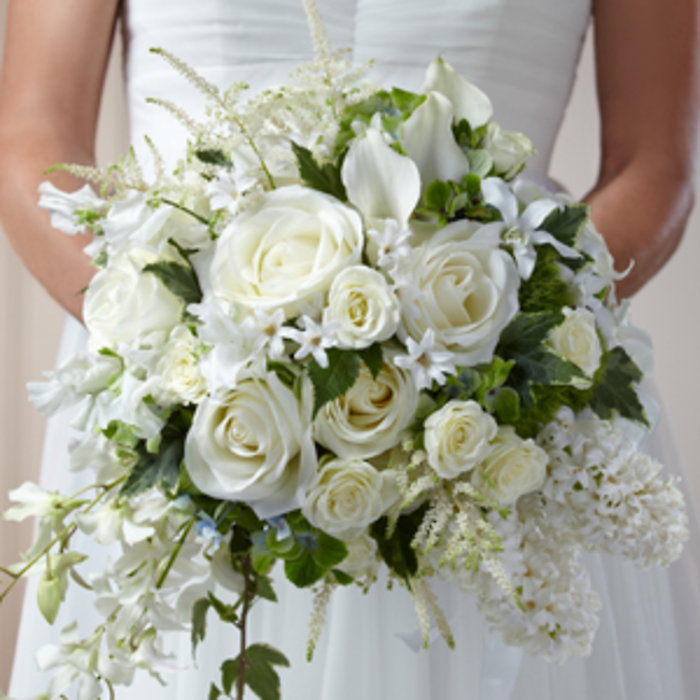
8 317 700 699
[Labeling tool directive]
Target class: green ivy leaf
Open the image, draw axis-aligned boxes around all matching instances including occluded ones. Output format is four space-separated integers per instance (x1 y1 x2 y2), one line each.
120 409 191 497
308 348 361 416
492 386 521 423
143 260 203 306
208 683 222 700
358 343 384 379
539 203 590 247
226 644 289 700
370 504 427 583
590 346 648 425
191 597 211 655
255 574 278 603
291 142 347 201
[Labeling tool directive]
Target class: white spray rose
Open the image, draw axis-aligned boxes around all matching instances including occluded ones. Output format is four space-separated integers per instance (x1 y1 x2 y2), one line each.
314 361 418 459
153 326 207 405
424 400 497 479
399 221 520 365
483 122 535 179
473 426 548 505
548 307 602 383
84 248 184 351
209 185 363 317
323 265 400 349
184 373 316 518
302 458 398 540
335 533 380 580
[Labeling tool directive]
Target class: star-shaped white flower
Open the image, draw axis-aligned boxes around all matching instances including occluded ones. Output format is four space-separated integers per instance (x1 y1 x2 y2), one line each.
288 315 340 368
240 307 293 360
394 328 457 390
368 218 412 271
482 177 580 279
205 167 258 215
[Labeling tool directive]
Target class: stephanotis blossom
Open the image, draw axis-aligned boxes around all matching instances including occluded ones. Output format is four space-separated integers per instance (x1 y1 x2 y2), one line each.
394 328 457 390
481 177 580 279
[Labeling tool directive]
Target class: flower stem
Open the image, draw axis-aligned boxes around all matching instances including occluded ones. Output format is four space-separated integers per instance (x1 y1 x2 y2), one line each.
236 554 256 700
155 519 195 589
0 476 125 603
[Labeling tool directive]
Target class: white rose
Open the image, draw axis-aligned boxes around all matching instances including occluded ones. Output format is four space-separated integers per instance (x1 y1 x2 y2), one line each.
314 361 418 459
484 122 535 179
184 372 317 518
38 181 105 235
548 307 602 383
399 221 520 365
473 426 548 504
335 533 379 580
154 326 207 405
323 265 400 349
302 458 398 540
209 185 363 317
84 248 184 351
424 400 497 479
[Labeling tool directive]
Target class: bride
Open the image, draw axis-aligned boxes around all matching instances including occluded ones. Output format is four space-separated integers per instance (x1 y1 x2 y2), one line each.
1 0 699 698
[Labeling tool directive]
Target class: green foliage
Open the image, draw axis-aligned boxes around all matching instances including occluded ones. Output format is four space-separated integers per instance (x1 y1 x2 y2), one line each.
143 260 203 306
121 407 193 497
221 644 290 700
191 597 212 655
518 245 574 313
335 88 426 154
283 522 347 588
590 346 648 425
291 142 347 201
539 203 590 247
194 149 232 168
416 175 500 227
208 683 222 700
308 348 361 416
514 384 591 438
467 149 493 178
370 504 428 584
358 343 384 379
498 312 585 393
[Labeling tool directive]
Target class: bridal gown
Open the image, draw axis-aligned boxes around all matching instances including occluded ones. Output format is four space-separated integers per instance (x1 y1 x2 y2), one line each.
8 1 700 698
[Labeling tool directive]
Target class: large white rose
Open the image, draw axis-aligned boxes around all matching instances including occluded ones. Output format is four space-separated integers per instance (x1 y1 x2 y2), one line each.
314 361 418 459
472 426 547 504
424 399 497 479
323 265 400 349
84 248 184 351
399 221 520 365
184 373 316 518
548 307 602 384
302 458 398 540
209 185 363 316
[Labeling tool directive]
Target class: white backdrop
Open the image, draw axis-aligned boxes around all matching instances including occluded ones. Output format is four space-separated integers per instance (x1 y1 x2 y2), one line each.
0 3 698 691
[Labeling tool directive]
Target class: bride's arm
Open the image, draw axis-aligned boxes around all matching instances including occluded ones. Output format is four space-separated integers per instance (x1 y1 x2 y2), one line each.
0 0 121 320
586 0 699 298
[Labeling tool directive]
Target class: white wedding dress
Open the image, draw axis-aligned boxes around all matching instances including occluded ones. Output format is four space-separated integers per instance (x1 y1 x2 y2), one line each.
9 1 700 698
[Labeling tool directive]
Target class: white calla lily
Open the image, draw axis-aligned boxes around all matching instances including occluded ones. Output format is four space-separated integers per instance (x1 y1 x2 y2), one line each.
341 128 420 228
402 91 470 192
422 56 493 128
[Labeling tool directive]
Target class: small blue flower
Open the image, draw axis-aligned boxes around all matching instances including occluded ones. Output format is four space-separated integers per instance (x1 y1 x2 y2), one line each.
266 516 292 540
194 512 224 546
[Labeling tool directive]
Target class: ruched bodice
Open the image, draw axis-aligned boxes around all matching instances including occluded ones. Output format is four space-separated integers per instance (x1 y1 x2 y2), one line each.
123 0 591 175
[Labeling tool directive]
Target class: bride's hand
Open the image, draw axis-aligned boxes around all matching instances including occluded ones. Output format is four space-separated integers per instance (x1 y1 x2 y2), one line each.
0 0 121 320
586 0 698 299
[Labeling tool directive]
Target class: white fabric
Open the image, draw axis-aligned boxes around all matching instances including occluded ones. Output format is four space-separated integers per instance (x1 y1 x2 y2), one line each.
9 1 700 698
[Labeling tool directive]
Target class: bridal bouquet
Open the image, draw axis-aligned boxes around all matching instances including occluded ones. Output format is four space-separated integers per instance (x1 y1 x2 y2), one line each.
1 4 688 699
